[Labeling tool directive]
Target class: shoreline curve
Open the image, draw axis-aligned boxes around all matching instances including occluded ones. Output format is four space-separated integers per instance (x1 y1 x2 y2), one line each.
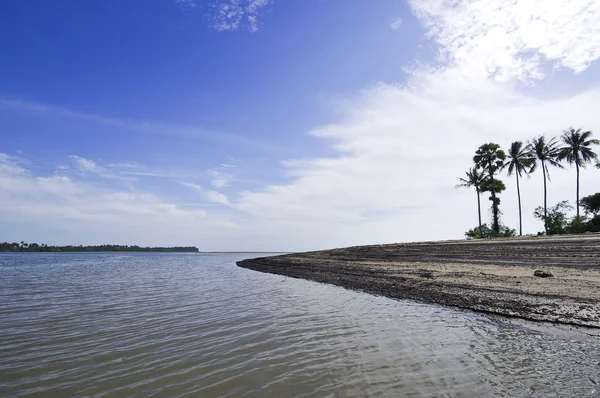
237 235 600 328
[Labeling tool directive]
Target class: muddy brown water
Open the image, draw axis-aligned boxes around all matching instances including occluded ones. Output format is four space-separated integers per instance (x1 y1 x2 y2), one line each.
1 253 599 397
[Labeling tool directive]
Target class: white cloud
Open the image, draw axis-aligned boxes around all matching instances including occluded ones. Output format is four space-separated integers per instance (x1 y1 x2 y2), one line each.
205 190 231 206
0 153 28 176
207 168 233 188
409 0 600 82
234 71 600 247
209 0 271 32
0 155 206 222
70 155 105 174
68 155 130 182
180 181 231 206
0 153 213 246
180 181 203 192
390 17 403 30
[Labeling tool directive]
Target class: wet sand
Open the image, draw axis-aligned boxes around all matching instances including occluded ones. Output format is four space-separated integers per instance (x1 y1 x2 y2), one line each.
237 235 600 328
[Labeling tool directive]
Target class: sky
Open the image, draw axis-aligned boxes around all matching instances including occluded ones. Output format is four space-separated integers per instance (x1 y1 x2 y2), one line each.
1 0 600 251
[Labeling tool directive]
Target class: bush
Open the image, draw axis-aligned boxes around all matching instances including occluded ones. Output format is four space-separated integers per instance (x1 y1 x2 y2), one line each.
465 223 516 239
580 193 600 217
534 201 572 235
567 216 588 234
583 215 600 233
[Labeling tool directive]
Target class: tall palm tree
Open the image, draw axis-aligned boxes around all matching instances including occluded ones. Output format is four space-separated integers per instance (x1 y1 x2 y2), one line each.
502 141 535 236
527 135 563 233
473 143 506 234
456 167 487 237
557 128 599 218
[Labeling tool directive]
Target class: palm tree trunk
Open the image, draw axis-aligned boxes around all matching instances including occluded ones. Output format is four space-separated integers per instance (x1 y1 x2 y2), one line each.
542 160 548 233
576 162 580 218
516 172 522 236
490 174 499 234
476 189 482 237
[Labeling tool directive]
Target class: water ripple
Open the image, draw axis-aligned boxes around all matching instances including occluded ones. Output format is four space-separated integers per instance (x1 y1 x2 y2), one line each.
0 253 599 397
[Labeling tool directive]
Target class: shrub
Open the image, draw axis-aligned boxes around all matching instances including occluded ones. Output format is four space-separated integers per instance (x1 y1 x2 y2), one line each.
534 201 572 235
465 223 516 239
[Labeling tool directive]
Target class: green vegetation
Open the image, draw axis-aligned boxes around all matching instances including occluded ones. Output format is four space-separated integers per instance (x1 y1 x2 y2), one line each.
557 128 600 218
457 127 599 239
528 135 563 233
502 141 535 236
580 192 600 216
473 143 506 234
533 201 573 235
456 167 487 238
464 223 516 239
0 242 199 253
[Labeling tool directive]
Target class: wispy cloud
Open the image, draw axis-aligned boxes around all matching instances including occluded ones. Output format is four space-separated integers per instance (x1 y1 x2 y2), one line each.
209 0 272 32
0 153 28 176
174 0 197 9
119 171 182 178
390 17 403 30
409 0 600 82
0 98 272 150
70 155 105 174
207 167 233 188
68 155 127 182
108 162 146 169
180 181 231 206
0 153 208 227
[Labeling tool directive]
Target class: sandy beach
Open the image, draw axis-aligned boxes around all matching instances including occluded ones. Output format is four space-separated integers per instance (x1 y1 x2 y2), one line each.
237 234 600 328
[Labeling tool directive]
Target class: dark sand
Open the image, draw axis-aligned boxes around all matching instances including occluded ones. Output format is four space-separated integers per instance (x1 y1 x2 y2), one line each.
237 235 600 328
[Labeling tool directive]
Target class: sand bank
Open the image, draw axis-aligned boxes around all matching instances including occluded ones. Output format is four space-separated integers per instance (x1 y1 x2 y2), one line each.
237 235 600 328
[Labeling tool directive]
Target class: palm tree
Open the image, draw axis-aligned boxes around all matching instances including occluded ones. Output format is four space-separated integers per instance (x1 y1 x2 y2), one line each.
557 128 599 218
456 167 487 237
527 135 563 233
502 141 535 236
473 143 506 234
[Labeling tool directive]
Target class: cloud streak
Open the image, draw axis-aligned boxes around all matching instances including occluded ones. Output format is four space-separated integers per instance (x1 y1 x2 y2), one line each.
0 98 273 150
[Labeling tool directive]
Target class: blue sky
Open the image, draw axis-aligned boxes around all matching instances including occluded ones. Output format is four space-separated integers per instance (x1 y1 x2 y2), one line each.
2 0 600 250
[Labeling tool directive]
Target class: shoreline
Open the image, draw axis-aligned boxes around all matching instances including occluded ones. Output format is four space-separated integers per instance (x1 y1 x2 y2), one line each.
237 235 600 328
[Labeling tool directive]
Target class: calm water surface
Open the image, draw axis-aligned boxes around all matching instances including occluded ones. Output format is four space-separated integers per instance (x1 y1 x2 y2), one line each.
1 253 599 397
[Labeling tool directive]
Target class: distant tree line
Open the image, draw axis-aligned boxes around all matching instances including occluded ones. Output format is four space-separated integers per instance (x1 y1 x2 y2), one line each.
457 127 600 238
0 242 199 253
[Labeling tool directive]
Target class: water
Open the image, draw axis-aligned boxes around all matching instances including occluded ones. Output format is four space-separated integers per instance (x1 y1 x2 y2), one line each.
0 253 598 397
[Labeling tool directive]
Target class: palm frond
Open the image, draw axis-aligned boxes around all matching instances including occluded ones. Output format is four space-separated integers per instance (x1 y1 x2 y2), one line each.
456 167 487 190
503 140 534 177
559 127 598 168
546 158 564 169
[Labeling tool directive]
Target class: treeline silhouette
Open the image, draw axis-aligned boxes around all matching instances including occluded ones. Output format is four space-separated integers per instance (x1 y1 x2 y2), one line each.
0 242 199 253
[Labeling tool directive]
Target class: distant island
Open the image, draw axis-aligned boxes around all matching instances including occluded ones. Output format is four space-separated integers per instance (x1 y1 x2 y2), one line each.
0 242 199 253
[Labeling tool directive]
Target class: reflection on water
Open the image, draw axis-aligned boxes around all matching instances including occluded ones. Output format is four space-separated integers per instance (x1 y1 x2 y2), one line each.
0 253 598 397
